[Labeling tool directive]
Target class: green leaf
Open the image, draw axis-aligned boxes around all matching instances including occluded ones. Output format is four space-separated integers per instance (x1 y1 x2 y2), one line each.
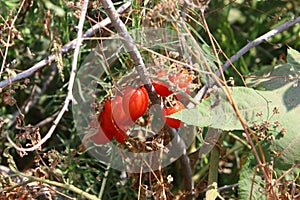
238 153 267 200
237 47 300 199
286 47 300 66
172 87 270 131
172 51 300 199
247 47 300 91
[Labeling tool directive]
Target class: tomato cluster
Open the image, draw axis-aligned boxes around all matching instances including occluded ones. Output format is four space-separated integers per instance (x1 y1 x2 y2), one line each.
91 86 149 144
90 68 192 144
152 69 192 128
152 69 192 99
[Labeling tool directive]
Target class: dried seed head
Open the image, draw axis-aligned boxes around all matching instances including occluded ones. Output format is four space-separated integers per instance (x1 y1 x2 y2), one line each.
273 107 279 114
273 120 280 127
256 111 263 117
280 127 287 135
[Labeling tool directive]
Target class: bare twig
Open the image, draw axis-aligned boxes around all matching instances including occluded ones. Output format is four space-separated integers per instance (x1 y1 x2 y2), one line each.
5 64 57 126
200 183 238 194
0 2 131 89
6 0 90 152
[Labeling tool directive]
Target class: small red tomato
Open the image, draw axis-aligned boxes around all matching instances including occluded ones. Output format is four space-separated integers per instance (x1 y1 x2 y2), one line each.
114 128 129 143
122 86 149 122
162 100 185 128
112 95 134 126
152 70 173 97
92 128 114 144
90 120 113 144
100 100 128 142
169 69 192 89
152 80 173 97
174 88 191 100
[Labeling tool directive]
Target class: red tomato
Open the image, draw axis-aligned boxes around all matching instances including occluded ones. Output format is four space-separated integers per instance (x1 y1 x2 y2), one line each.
169 69 193 100
112 95 134 126
152 80 173 97
92 127 114 144
152 70 173 97
100 100 128 143
153 69 192 98
162 100 185 128
90 120 113 144
122 86 149 122
168 69 192 89
174 88 191 100
114 128 129 143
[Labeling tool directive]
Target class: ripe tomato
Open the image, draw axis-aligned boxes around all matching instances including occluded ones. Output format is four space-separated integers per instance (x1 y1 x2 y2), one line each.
169 69 192 100
122 86 149 122
114 128 129 143
92 128 114 144
168 69 192 89
90 120 113 144
100 100 128 143
152 80 173 97
162 100 185 128
152 70 173 97
153 69 192 98
112 95 134 126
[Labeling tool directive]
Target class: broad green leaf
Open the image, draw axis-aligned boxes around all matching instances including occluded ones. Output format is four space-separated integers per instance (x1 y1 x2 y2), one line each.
247 47 300 91
286 47 300 66
238 47 300 199
172 87 272 131
238 153 266 200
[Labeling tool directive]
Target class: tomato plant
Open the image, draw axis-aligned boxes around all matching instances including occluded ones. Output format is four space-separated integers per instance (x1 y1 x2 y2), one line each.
162 100 185 128
122 86 149 122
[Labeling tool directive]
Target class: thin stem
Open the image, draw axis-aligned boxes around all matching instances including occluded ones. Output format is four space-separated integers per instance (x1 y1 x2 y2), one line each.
13 171 99 200
98 163 110 199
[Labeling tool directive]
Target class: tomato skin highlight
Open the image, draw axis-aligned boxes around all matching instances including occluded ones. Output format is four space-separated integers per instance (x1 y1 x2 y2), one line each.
162 100 185 128
122 86 149 122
